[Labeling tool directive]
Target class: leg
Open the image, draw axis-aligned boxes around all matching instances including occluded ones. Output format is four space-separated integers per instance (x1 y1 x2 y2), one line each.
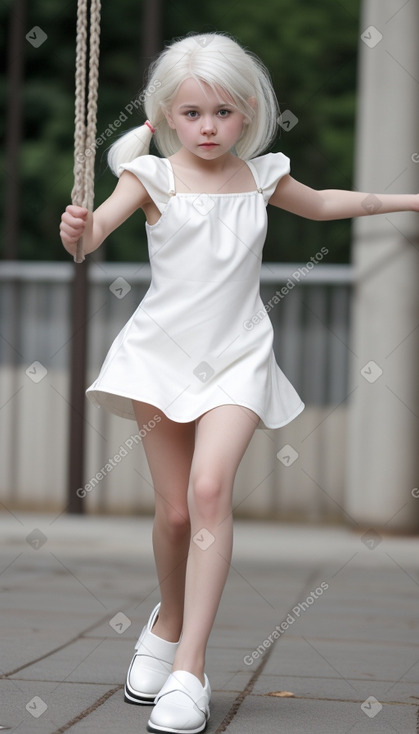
172 404 260 682
133 401 195 642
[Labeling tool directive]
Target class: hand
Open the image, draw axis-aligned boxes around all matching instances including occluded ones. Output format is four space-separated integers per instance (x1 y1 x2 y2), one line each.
60 205 90 255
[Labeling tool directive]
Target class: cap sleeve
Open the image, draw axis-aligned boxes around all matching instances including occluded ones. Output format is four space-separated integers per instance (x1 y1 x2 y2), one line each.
247 152 290 205
117 155 171 213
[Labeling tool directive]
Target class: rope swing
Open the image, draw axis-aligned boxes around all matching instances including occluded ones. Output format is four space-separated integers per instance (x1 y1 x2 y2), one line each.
71 0 101 263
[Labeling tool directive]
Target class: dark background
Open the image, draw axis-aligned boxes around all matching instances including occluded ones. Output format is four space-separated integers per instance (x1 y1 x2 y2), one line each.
1 0 361 262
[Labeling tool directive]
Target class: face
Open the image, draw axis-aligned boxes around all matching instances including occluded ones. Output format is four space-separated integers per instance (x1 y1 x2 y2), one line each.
164 78 248 160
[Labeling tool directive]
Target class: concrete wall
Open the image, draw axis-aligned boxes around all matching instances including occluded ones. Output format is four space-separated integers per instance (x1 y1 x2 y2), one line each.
0 262 351 522
346 0 419 531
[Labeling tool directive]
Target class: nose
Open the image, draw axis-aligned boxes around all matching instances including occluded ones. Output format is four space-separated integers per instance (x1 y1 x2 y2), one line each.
200 115 216 135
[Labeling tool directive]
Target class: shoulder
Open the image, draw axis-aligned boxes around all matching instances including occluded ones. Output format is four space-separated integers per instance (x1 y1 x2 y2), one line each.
248 151 290 173
117 155 169 192
117 154 166 178
117 155 172 212
246 152 291 203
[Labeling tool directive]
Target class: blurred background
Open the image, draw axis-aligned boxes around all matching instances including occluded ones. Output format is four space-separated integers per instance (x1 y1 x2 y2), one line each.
1 0 418 530
1 0 359 262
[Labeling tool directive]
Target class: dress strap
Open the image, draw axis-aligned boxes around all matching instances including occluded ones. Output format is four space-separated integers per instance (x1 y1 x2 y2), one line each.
162 159 176 196
246 153 291 204
245 160 263 194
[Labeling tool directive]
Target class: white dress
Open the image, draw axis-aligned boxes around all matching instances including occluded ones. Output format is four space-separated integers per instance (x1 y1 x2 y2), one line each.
86 153 305 429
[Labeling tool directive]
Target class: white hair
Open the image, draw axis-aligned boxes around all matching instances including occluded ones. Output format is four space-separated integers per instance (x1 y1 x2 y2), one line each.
108 32 280 175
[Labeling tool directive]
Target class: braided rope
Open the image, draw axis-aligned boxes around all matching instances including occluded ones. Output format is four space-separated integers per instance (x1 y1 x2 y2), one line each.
71 0 101 263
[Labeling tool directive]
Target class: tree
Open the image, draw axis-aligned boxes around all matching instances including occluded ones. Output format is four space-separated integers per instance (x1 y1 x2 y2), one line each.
0 0 360 262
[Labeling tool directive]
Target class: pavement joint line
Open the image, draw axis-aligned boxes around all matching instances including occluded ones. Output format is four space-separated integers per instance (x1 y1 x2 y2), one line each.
5 677 120 685
50 684 123 734
48 638 108 696
255 635 419 649
256 694 419 707
214 566 322 732
383 654 419 698
255 673 419 684
0 597 141 679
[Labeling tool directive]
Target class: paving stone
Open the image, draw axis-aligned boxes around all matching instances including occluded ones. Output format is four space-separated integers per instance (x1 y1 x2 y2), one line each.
0 679 117 734
285 608 419 645
9 638 133 685
223 695 417 733
1 515 418 734
253 672 419 703
64 688 234 734
261 636 419 683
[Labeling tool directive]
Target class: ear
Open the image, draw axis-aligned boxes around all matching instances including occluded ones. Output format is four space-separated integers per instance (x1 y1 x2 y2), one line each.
162 106 176 130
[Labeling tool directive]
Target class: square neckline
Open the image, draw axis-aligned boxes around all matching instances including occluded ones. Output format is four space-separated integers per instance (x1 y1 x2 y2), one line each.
163 158 263 197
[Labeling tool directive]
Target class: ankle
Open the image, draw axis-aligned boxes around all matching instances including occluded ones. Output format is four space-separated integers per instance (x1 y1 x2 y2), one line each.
151 614 182 643
172 651 205 686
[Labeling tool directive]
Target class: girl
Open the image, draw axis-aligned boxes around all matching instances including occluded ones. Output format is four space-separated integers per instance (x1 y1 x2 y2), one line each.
60 32 418 734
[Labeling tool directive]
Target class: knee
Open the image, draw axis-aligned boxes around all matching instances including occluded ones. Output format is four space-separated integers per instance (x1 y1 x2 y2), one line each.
189 474 226 517
155 504 190 541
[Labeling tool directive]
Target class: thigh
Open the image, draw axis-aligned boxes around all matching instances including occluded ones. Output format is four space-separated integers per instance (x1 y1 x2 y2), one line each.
191 404 260 487
132 401 195 512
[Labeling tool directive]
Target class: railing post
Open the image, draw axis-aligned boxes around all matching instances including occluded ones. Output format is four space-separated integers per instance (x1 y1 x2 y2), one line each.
67 260 88 513
4 0 25 260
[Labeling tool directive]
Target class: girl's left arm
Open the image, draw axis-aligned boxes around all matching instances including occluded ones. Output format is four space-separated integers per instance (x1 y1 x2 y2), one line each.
269 175 419 220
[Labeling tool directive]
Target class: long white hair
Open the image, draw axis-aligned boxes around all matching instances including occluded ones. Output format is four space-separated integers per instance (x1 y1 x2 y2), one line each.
108 32 280 175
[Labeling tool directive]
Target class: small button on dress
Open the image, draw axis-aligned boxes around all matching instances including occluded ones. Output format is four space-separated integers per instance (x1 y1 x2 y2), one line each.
86 153 305 429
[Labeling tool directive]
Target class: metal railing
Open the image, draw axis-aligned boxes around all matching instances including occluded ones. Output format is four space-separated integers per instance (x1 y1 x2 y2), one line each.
0 261 354 518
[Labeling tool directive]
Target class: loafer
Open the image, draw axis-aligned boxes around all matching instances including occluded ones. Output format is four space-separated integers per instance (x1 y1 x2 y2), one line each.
124 603 180 705
147 670 211 733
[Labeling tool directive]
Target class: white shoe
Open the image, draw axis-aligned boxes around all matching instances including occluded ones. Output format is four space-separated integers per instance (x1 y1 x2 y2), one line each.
147 670 211 733
124 603 180 705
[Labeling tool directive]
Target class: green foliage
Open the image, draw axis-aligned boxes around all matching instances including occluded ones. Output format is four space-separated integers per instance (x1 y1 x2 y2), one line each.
0 0 360 261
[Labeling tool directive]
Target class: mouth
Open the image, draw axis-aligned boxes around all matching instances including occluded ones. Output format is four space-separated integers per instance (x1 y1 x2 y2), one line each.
199 143 218 148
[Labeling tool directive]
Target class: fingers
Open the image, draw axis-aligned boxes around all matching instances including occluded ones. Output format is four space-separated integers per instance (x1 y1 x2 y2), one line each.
60 205 88 245
66 204 88 218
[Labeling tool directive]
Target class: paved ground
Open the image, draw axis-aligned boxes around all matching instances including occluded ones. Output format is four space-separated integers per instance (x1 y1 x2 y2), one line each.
1 512 419 733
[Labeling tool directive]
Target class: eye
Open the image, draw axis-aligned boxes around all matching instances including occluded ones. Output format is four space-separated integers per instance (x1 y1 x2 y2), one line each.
185 110 199 119
217 109 231 117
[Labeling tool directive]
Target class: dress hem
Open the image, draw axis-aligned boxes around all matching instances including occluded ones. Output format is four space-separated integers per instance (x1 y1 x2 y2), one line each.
86 386 305 430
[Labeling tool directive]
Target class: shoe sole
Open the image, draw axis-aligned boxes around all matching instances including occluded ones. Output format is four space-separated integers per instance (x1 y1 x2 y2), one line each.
124 683 156 706
146 716 209 734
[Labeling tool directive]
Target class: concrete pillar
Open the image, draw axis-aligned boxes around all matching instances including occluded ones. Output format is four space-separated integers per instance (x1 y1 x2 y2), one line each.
346 0 419 531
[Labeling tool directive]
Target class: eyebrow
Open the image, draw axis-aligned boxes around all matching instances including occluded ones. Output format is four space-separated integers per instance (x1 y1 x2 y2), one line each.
177 102 235 110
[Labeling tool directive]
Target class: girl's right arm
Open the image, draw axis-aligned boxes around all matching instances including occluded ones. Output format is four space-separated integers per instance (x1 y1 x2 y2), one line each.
59 171 150 258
